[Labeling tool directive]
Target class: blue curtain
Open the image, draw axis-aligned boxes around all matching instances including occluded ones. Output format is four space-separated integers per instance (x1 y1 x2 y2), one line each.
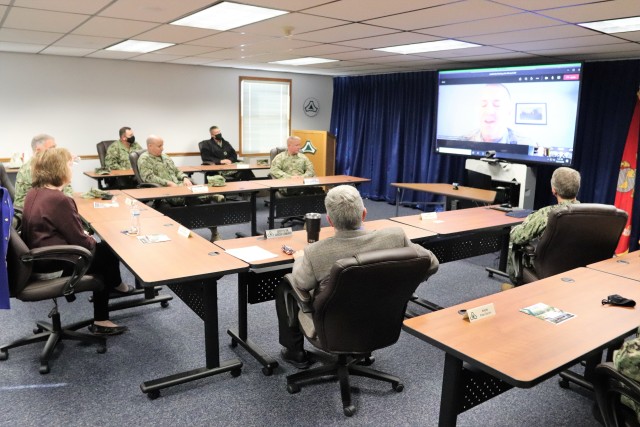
330 60 640 249
330 72 465 208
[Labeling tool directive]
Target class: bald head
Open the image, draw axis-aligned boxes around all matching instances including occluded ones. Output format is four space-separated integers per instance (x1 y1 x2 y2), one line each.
146 135 164 157
287 136 302 155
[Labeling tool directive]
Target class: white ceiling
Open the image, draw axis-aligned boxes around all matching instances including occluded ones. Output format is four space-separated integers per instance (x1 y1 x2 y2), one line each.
1 0 639 76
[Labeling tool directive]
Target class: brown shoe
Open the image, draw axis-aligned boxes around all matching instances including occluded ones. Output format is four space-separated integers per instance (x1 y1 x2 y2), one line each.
501 282 515 291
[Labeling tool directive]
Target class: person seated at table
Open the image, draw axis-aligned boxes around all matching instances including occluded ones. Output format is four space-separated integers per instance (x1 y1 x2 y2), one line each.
270 136 322 196
200 126 254 181
21 147 129 335
505 167 581 287
274 185 439 368
105 126 142 188
14 134 74 210
139 135 221 241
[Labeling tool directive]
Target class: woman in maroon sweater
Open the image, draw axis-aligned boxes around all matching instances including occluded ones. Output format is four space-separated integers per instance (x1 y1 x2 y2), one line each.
22 148 128 335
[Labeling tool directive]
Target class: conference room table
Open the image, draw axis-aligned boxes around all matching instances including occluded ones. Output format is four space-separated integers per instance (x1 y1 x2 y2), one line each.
588 250 640 281
214 219 436 374
123 181 265 236
403 267 640 427
257 175 370 230
391 205 524 269
73 191 172 312
391 183 497 216
90 215 249 398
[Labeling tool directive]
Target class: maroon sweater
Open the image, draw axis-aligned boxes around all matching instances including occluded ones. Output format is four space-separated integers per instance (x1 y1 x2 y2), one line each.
22 188 95 251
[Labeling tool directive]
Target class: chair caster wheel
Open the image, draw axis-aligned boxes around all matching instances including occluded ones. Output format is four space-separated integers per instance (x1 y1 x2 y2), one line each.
33 327 43 334
393 382 404 392
147 390 160 400
230 368 242 378
287 383 300 394
39 363 50 374
558 378 570 389
0 349 7 361
230 339 238 348
343 405 356 417
262 367 273 376
161 301 169 308
488 272 494 277
97 346 107 354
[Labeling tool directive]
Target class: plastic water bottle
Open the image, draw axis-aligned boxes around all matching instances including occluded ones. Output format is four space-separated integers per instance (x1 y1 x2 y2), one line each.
129 207 141 235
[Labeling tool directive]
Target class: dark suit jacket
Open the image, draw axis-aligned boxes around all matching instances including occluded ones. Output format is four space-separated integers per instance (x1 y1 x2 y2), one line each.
199 138 238 165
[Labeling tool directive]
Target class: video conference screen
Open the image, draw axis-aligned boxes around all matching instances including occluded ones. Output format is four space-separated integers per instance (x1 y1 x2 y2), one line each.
434 62 582 166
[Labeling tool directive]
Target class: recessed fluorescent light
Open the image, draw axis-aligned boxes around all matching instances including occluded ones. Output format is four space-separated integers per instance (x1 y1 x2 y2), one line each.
269 57 338 66
374 39 480 54
106 40 174 53
171 1 288 31
578 16 640 34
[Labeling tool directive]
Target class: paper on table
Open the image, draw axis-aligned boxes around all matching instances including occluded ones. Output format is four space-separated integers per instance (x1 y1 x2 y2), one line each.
137 234 171 244
93 201 119 208
226 246 278 262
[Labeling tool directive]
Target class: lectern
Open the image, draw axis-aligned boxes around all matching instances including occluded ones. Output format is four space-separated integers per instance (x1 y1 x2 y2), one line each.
292 130 336 176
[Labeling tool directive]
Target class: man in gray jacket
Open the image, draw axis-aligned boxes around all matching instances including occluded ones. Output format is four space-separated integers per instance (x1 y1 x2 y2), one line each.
275 185 439 368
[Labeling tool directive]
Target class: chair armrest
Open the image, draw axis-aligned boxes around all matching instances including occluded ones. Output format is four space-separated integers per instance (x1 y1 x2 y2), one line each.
23 245 94 297
201 161 215 165
139 183 161 188
594 362 640 424
283 273 314 321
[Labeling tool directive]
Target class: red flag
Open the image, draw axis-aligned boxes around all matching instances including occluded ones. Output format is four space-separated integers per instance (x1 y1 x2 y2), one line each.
614 92 639 254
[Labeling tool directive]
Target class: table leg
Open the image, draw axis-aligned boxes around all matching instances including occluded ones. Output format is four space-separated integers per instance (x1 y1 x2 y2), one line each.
439 353 464 427
227 272 279 376
395 187 402 216
250 192 258 236
498 230 510 272
268 189 276 230
140 279 242 398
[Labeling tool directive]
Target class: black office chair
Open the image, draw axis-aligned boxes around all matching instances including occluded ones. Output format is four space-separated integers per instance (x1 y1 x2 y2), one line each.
283 246 436 416
95 140 120 189
128 149 157 189
198 140 240 183
593 362 640 427
511 203 627 285
0 228 107 374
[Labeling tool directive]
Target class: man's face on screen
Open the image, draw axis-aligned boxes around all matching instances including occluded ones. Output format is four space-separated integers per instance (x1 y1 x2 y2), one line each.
478 84 512 142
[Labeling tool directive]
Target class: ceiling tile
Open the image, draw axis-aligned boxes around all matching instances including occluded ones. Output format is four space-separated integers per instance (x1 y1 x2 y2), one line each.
4 7 89 33
99 0 214 22
338 32 439 49
0 28 61 44
72 16 159 38
498 34 630 51
535 0 640 23
232 0 339 12
492 0 603 10
302 0 452 22
40 46 96 56
169 56 217 65
287 43 359 56
463 25 596 46
13 0 111 14
130 52 186 62
234 12 349 38
186 31 270 48
86 49 141 59
135 24 217 43
297 23 399 44
0 41 44 53
363 0 523 31
416 13 564 38
53 34 121 49
154 44 217 56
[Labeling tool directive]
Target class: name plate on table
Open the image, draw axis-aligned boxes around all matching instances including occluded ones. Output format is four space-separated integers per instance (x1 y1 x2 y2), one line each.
190 185 208 193
236 163 250 169
462 303 496 323
303 177 320 185
420 212 438 220
264 228 293 239
177 225 191 238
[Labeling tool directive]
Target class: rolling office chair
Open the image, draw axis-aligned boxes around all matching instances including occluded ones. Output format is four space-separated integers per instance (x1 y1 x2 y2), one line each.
0 227 107 374
283 246 436 416
198 140 240 183
511 203 627 286
593 362 640 427
95 140 119 189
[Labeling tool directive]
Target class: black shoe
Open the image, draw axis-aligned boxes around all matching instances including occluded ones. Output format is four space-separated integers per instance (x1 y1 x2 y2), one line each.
110 284 135 296
280 348 315 369
88 324 128 336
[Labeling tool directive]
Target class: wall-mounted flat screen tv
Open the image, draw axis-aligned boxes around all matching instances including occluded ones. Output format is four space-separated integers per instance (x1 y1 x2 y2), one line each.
434 62 582 166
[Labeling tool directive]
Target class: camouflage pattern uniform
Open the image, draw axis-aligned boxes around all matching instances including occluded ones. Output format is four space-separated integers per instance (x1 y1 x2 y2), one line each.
613 330 640 421
105 140 142 170
138 152 188 206
270 152 315 179
506 199 580 281
270 152 316 195
14 158 74 209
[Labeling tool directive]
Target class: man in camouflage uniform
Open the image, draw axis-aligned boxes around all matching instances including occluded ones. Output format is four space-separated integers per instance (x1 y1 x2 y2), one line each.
505 167 581 285
105 126 142 188
613 330 640 421
270 136 320 196
14 134 74 210
138 135 221 241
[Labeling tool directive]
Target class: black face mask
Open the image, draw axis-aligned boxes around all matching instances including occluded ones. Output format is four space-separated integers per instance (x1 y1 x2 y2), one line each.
126 135 135 144
214 134 223 141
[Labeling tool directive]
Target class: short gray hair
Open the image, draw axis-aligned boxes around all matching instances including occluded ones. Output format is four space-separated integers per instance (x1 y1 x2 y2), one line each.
287 136 301 146
325 185 364 230
31 133 55 151
551 167 580 199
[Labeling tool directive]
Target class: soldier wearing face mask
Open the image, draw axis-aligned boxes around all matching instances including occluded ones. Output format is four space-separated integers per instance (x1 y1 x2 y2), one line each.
199 125 254 180
105 126 143 188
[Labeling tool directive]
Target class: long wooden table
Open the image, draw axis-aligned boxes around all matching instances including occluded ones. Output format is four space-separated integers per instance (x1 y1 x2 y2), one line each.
123 181 265 236
90 216 249 398
588 250 640 281
214 220 435 374
403 267 640 426
391 183 497 215
257 175 370 229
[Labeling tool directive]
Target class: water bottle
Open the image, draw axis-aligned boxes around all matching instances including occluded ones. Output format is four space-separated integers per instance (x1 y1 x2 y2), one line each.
129 207 141 235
